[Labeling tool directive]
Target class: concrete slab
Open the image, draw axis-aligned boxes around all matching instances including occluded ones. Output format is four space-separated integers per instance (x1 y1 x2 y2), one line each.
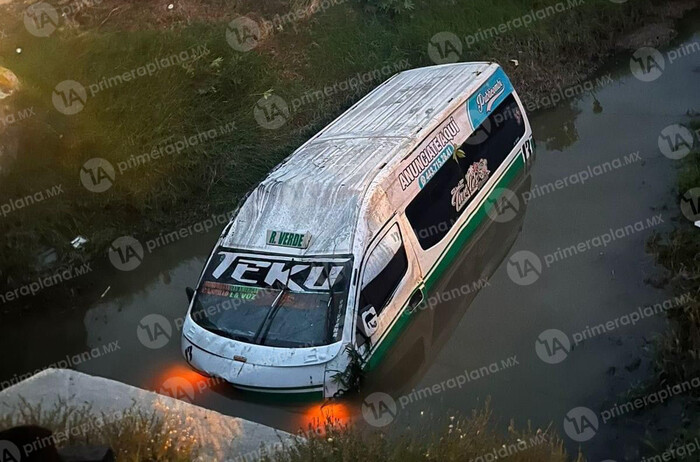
0 369 295 461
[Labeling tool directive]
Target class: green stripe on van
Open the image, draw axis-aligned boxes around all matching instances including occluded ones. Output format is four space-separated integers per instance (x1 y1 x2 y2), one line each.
366 154 525 371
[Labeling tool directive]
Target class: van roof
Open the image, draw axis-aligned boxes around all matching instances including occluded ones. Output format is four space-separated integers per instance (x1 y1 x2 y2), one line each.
224 62 498 255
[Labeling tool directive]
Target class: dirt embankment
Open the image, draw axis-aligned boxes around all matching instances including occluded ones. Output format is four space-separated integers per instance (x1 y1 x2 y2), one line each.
498 0 697 106
615 0 697 50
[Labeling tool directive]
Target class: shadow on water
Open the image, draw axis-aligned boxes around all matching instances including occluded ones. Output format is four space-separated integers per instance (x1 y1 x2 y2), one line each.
0 228 220 390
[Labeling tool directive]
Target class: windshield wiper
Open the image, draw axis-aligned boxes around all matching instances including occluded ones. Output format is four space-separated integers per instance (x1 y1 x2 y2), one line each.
256 256 298 345
254 288 286 345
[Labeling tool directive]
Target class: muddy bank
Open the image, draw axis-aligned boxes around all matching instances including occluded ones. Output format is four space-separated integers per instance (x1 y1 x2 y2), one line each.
507 0 697 104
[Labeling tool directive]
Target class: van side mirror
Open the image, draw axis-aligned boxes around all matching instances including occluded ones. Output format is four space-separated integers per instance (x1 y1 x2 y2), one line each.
186 287 195 302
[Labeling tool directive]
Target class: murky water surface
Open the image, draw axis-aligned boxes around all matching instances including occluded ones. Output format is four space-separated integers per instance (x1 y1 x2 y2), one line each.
1 13 699 461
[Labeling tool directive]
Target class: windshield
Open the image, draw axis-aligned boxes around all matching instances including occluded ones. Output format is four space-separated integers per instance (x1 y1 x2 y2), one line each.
190 248 352 348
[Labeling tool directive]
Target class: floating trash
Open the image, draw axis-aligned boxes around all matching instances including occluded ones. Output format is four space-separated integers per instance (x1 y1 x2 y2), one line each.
70 236 88 249
0 66 20 99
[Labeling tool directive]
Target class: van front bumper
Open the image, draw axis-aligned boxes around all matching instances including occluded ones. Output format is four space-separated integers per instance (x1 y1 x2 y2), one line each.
181 333 335 397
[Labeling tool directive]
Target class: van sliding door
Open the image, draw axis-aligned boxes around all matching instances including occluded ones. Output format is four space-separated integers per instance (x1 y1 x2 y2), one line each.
355 220 423 355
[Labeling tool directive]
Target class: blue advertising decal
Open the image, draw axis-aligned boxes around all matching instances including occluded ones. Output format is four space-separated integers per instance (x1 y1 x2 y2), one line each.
398 116 461 190
467 67 514 130
418 144 454 189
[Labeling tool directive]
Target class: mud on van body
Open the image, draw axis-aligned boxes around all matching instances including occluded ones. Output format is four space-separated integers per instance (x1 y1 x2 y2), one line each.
181 62 534 398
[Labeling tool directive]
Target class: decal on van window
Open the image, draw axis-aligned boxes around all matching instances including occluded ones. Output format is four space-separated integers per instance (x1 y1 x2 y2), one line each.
192 249 353 348
398 116 461 191
209 250 351 293
450 159 490 212
359 306 379 337
520 137 534 163
467 67 514 130
407 94 525 249
266 230 311 249
418 144 455 189
200 281 262 299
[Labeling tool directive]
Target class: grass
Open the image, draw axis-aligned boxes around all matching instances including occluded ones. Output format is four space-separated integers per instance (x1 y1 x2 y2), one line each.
0 0 687 308
0 398 583 462
642 116 700 457
647 226 700 382
646 116 700 387
264 404 583 462
0 399 197 461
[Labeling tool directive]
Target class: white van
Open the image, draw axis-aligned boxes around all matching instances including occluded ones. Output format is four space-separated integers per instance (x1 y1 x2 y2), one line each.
181 62 534 399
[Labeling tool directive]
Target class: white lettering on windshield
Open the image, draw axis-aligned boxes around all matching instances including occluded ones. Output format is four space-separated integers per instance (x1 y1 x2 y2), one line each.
263 262 306 291
211 250 348 292
212 252 237 279
232 259 270 284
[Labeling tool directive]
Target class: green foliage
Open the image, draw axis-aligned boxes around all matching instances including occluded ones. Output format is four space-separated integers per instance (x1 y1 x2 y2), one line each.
1 398 583 462
647 118 700 388
354 0 416 17
645 116 700 388
643 115 700 462
330 344 366 395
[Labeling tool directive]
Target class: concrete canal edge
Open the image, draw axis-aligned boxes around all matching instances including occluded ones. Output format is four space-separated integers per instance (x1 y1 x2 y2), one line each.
0 368 297 460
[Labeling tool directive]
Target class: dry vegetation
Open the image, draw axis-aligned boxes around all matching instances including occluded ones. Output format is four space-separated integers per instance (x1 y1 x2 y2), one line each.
0 399 197 461
264 405 584 462
0 399 584 461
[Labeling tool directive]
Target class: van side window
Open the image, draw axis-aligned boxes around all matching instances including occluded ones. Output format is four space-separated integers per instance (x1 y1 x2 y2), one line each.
360 224 408 311
406 94 525 249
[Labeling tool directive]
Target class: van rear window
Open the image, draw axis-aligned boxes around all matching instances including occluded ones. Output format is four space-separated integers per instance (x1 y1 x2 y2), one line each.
406 95 525 249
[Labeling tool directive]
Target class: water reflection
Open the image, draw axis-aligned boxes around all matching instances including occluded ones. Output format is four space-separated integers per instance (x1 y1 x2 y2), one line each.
0 66 20 174
529 102 581 152
364 170 531 398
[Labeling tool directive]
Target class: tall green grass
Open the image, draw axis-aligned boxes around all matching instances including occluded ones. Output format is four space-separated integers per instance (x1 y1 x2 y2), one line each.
647 116 700 387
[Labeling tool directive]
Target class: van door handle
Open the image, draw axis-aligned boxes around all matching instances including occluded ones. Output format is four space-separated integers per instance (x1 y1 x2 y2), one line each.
408 287 424 312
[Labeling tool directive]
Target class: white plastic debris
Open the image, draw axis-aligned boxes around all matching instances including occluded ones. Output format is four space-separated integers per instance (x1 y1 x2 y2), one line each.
71 236 88 249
